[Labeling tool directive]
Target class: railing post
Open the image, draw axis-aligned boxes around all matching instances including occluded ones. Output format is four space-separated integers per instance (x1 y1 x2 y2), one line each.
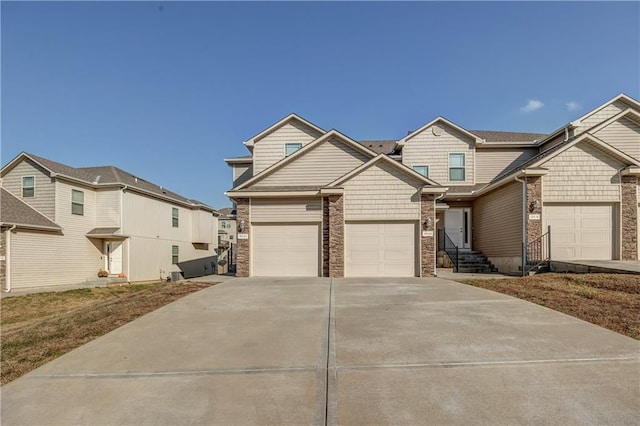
547 225 551 261
522 242 526 277
455 246 459 273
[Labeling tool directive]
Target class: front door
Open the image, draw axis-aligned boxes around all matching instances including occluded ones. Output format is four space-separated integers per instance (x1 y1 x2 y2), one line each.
105 241 123 275
444 208 471 249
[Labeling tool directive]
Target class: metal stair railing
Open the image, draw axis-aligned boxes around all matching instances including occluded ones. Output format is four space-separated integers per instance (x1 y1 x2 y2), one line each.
523 226 551 276
438 229 460 272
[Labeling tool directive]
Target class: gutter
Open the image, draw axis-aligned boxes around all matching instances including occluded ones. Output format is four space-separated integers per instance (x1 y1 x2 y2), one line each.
3 225 17 292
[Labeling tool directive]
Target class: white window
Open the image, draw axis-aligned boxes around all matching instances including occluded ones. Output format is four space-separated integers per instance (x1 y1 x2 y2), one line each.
71 189 84 215
172 245 179 264
285 143 302 156
413 165 429 177
22 176 35 198
449 153 465 181
172 208 179 227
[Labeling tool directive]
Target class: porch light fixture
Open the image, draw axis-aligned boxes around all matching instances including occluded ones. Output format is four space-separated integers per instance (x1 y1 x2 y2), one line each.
423 217 433 230
528 199 540 213
238 220 245 232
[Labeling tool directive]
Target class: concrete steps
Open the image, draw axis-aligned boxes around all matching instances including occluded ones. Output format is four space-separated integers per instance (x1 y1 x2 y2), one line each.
456 251 498 274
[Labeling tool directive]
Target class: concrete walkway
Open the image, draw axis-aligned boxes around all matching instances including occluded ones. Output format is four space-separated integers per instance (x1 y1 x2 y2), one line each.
2 277 639 425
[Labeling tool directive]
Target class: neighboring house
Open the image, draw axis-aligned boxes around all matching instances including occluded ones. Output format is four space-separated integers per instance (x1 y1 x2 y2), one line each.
225 94 639 277
0 153 219 290
217 207 237 248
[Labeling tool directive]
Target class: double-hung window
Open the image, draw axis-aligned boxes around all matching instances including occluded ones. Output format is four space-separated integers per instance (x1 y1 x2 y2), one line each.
172 245 179 264
22 176 35 197
413 165 429 178
449 153 465 181
71 189 84 215
284 143 302 156
172 208 179 227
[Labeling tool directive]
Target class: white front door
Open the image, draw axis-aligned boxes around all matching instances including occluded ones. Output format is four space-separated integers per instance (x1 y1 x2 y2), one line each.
105 241 123 275
444 208 471 249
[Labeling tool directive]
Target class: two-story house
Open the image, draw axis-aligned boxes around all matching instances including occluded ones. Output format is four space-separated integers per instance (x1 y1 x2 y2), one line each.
0 153 219 291
225 94 639 277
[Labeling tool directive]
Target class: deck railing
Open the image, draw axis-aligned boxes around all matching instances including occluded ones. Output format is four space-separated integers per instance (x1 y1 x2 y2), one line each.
523 226 551 276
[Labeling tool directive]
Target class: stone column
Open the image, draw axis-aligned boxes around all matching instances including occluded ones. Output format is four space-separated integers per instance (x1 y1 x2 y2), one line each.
526 176 543 244
621 176 638 260
322 197 330 277
420 194 436 277
234 198 250 277
328 195 344 278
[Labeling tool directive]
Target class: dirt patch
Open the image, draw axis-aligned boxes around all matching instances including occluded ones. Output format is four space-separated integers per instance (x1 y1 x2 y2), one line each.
1 281 215 385
460 273 640 340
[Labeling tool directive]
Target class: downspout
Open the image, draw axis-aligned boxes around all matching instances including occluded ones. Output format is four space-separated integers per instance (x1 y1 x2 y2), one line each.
433 192 446 277
514 174 527 276
3 225 17 292
121 185 131 283
564 126 569 142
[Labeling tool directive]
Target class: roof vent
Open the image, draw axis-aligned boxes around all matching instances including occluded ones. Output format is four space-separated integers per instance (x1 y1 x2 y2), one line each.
134 177 138 183
93 175 101 184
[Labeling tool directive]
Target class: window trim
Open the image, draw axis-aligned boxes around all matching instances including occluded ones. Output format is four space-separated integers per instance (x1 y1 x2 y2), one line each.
22 176 35 198
172 207 179 228
412 165 429 178
448 153 466 182
284 142 303 156
71 189 84 216
172 245 179 265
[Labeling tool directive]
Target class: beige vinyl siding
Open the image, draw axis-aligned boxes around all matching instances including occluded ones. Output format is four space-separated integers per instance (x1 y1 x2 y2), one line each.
95 189 121 227
191 209 215 244
575 100 628 132
402 123 475 185
250 198 322 223
593 117 640 159
9 180 103 289
258 138 370 187
233 163 253 188
542 142 624 202
343 162 422 221
473 181 523 257
1 158 56 220
253 121 323 174
122 191 217 281
475 148 538 183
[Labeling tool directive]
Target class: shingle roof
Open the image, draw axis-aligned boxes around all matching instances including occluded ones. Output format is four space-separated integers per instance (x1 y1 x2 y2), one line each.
444 184 489 194
0 188 61 230
24 153 213 210
86 227 122 236
470 130 548 143
234 185 322 192
358 140 398 154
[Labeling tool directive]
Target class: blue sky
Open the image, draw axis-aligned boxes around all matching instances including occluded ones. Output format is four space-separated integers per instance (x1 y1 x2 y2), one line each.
2 1 639 209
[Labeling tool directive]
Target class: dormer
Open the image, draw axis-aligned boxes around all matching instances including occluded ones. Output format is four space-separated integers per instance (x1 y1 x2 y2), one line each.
244 113 325 174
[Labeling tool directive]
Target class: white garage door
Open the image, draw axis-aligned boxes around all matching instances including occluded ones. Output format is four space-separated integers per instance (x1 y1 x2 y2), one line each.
544 204 615 260
252 223 320 277
345 222 417 277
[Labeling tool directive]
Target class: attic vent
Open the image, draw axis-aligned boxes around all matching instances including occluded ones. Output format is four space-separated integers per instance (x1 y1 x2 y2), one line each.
432 125 444 136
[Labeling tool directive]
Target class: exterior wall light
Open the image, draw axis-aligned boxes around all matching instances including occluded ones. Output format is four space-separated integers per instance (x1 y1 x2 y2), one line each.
423 217 433 230
238 220 245 232
528 199 540 213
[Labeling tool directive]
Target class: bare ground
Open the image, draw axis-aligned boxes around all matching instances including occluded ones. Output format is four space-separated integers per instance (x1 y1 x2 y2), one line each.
1 281 215 385
460 273 640 340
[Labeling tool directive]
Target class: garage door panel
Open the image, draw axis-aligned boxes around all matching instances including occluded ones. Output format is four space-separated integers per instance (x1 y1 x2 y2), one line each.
544 204 614 261
346 222 416 277
252 224 319 277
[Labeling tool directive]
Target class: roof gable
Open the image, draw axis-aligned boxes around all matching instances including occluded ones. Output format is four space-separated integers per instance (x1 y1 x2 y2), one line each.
244 113 325 147
398 116 482 146
327 154 438 188
233 130 377 190
573 94 640 126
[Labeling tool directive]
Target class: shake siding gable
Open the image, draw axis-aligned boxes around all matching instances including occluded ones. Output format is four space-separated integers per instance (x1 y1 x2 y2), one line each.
2 159 56 220
473 181 523 257
251 198 322 222
253 121 324 174
402 124 475 185
476 148 538 183
343 162 422 221
542 142 624 202
257 138 371 187
576 100 628 132
593 117 640 160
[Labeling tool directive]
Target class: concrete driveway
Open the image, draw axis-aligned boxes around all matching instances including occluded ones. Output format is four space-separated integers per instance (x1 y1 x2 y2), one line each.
2 277 639 425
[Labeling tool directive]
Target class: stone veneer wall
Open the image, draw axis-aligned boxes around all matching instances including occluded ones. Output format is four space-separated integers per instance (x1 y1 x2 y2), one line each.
328 195 344 277
420 194 436 276
621 176 638 260
322 198 329 277
234 198 250 277
526 176 543 244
